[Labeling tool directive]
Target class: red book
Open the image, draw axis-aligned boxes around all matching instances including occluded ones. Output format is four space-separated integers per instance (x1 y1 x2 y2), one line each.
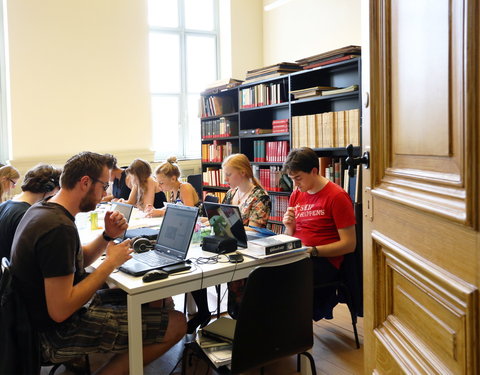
272 119 289 125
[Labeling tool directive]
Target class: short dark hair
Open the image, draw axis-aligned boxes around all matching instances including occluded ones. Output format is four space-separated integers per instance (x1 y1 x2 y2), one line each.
104 153 118 169
21 164 62 193
60 152 108 190
282 147 319 174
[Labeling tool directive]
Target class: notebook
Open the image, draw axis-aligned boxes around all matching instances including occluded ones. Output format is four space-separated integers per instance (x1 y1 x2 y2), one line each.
203 202 273 249
119 205 199 276
201 317 236 343
203 202 306 259
110 202 134 242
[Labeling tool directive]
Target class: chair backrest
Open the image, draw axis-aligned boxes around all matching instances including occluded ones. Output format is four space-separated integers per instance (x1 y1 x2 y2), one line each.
231 257 313 374
187 174 203 202
203 194 219 203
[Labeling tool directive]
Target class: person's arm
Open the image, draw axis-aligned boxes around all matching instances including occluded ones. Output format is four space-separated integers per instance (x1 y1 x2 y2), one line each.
179 183 197 207
122 183 137 206
308 225 356 257
140 178 157 208
82 211 129 266
44 240 132 322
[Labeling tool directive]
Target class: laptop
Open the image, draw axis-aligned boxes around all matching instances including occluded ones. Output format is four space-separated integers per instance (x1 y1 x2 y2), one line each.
203 202 305 259
119 204 199 276
109 202 134 242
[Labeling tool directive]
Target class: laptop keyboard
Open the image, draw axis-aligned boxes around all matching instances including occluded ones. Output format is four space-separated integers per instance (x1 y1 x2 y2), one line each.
133 251 171 267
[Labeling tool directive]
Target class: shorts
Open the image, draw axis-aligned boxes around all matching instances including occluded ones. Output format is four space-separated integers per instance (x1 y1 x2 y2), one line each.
39 288 172 363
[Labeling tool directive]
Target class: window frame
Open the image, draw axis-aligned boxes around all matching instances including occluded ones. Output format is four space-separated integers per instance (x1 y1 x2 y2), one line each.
149 0 220 160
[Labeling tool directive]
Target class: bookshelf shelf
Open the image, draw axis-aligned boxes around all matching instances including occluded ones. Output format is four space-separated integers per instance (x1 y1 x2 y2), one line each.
200 56 361 234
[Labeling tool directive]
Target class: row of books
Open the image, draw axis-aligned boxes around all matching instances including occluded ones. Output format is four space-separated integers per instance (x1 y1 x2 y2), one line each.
199 95 235 118
296 45 361 70
203 191 226 203
291 109 360 149
252 165 283 192
245 62 301 83
202 168 227 187
201 118 238 139
319 157 360 203
201 141 234 163
202 78 243 95
240 82 287 109
269 195 289 222
291 84 358 100
267 223 284 234
253 140 289 163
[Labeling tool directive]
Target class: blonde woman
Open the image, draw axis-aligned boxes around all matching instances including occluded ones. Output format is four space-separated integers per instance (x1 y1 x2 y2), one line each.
123 159 166 211
146 156 199 217
0 165 20 202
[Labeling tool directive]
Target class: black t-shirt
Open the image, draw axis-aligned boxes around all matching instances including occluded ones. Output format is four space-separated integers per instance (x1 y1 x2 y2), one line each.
0 200 31 260
10 201 85 330
154 191 167 208
112 170 131 200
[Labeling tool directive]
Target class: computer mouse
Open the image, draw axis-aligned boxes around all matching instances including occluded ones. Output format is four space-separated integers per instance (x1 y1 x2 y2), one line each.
228 253 244 263
142 270 169 282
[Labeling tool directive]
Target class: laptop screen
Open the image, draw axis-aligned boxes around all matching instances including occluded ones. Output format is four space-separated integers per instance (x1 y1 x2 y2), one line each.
110 202 134 240
155 204 199 258
203 202 248 248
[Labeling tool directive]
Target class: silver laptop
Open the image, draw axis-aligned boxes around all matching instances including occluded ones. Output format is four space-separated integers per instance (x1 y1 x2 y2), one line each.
119 204 199 276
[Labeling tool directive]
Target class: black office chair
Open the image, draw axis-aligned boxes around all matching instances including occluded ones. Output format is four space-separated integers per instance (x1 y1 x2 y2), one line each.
0 257 90 375
187 174 203 202
182 257 317 375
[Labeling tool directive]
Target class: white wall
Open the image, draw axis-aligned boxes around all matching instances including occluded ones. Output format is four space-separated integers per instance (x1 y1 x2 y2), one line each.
6 0 153 168
263 0 361 65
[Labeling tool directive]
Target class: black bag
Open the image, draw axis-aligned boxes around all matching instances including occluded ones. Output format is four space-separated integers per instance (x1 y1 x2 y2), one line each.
201 235 237 254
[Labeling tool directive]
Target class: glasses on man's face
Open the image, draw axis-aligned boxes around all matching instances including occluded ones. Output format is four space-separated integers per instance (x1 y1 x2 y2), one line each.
8 178 17 187
89 176 109 191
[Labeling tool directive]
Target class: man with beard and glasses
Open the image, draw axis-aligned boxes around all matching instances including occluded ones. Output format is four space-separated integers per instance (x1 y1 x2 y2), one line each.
9 152 186 375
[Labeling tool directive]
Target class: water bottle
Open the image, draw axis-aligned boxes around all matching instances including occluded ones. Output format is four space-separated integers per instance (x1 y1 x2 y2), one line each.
175 198 184 206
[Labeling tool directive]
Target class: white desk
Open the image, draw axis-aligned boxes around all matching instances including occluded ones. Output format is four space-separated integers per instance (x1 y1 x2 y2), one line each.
90 246 308 375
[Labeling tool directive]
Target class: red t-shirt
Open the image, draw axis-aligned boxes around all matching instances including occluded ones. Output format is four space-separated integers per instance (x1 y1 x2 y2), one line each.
289 181 356 269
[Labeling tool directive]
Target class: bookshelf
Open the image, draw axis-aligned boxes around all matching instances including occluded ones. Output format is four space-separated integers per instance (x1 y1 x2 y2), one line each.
199 57 362 232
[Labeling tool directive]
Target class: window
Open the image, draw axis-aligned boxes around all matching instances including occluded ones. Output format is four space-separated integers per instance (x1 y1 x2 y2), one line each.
148 0 219 160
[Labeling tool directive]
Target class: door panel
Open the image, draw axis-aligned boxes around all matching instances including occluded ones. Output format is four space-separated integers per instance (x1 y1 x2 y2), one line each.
363 0 480 373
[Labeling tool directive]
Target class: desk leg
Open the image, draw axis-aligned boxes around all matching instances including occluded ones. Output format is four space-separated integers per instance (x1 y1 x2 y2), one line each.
127 295 144 375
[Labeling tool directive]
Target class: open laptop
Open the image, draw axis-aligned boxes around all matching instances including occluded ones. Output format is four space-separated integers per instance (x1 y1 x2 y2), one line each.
110 202 134 242
119 204 199 276
203 202 305 259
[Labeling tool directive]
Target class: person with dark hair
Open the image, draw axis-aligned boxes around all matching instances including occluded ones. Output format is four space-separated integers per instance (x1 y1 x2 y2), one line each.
0 164 61 260
282 147 356 320
10 151 186 374
123 158 167 211
102 154 132 201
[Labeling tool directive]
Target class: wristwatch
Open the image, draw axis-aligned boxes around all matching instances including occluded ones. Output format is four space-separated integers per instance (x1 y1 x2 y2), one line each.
102 231 114 242
310 246 318 257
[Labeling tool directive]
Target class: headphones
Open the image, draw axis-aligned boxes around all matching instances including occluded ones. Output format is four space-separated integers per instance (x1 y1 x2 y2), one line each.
42 178 56 193
132 237 155 253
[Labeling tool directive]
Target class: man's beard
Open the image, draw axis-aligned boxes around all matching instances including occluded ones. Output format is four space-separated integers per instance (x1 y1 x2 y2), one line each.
79 186 98 212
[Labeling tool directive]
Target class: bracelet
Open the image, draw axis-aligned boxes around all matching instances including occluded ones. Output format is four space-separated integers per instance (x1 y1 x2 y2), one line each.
102 231 114 242
310 246 318 257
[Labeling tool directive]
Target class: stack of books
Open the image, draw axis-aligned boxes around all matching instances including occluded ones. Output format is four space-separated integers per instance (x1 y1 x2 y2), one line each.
296 45 361 70
198 318 235 368
245 62 301 83
272 119 289 133
202 78 244 95
290 86 337 100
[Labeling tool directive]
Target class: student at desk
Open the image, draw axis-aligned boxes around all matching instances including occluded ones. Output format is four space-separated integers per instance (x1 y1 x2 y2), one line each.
0 164 61 260
103 154 132 201
122 158 167 212
282 147 356 320
10 152 186 374
145 156 200 217
0 165 20 203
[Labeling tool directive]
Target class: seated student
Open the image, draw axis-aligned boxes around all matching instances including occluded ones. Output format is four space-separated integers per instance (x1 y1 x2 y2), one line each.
282 147 356 320
145 156 200 217
0 164 61 260
10 152 186 374
103 154 132 201
0 165 20 203
122 158 167 212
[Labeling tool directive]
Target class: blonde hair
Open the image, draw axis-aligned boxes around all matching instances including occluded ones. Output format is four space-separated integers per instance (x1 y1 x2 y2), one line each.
222 153 262 188
155 156 180 179
125 159 152 207
0 165 20 202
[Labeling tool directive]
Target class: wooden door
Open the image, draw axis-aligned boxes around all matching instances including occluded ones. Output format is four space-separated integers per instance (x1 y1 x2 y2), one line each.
362 0 479 373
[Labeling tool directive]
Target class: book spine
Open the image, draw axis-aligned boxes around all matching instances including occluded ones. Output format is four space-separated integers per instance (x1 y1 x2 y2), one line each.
265 239 302 255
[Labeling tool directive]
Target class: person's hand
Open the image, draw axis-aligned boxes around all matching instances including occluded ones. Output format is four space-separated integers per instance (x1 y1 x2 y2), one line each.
104 239 133 268
144 204 154 216
282 206 296 233
104 210 128 239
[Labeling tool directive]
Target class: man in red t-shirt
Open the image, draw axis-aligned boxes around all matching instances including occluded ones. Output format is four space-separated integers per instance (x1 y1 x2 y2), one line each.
282 147 356 320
